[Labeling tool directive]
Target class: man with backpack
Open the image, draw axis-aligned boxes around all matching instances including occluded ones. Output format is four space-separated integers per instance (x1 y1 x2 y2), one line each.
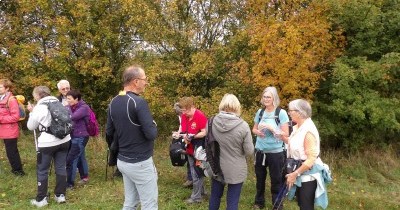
27 86 71 207
106 65 158 210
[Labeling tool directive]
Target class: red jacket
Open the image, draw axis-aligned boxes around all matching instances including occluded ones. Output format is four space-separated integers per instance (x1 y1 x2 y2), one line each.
0 92 20 139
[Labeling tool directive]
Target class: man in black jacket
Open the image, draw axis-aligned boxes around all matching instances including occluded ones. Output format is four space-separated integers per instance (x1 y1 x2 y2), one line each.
106 65 158 210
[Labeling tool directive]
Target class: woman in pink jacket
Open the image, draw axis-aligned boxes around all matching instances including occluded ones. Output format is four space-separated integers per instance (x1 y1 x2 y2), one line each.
0 79 25 176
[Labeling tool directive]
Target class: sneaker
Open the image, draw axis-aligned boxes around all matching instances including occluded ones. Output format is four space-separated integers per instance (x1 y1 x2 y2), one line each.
54 194 66 203
78 178 89 185
183 180 193 188
30 197 48 207
185 198 202 204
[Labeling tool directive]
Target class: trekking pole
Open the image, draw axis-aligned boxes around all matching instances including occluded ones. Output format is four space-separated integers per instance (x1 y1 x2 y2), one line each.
273 183 288 209
34 129 42 166
105 149 109 181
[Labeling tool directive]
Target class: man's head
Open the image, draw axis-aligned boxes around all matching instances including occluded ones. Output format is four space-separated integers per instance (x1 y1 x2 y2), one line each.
123 65 148 94
178 97 196 118
57 80 70 97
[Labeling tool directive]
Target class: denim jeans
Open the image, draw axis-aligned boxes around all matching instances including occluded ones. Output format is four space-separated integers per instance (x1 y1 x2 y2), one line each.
66 136 89 186
117 157 158 210
209 178 243 210
188 155 205 201
77 137 89 179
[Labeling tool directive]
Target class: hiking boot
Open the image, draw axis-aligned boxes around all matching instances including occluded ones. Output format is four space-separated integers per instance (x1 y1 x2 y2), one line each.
78 178 89 185
12 170 26 176
30 197 48 207
185 198 202 204
54 194 66 203
183 180 193 188
253 204 264 209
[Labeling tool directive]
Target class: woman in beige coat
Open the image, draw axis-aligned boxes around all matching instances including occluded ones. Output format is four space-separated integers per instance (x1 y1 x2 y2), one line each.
208 94 254 210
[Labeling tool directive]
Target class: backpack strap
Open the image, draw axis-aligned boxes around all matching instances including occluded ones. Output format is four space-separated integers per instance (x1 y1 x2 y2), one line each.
258 108 265 124
274 107 281 126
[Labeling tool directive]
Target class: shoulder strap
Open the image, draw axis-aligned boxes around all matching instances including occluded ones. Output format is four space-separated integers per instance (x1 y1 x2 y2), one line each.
274 107 281 126
258 108 265 123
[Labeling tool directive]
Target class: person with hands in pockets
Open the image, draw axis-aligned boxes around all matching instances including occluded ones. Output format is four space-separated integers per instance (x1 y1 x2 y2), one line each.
252 86 289 210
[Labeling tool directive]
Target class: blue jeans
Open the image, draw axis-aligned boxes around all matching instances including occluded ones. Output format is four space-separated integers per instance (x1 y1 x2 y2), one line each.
117 157 158 210
66 137 89 186
209 179 243 210
77 137 89 179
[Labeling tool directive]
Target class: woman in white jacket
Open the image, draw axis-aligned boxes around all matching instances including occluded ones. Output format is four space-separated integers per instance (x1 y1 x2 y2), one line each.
27 86 71 207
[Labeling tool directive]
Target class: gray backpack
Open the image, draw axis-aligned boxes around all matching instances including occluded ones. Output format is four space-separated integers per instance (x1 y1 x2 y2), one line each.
40 100 72 139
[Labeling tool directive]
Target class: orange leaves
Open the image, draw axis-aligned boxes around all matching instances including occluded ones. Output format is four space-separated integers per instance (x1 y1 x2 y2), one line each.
246 1 344 105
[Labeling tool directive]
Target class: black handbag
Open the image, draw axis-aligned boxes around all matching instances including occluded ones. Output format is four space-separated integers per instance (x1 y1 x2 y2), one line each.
169 138 187 166
285 158 303 174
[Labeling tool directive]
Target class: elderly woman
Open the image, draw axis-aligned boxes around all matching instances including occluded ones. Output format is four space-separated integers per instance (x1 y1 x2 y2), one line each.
0 79 25 176
253 87 289 210
27 86 71 207
208 94 254 210
285 99 331 210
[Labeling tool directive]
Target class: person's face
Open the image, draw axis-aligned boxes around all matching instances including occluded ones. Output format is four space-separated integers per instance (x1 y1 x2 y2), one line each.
262 92 274 107
288 108 300 123
66 95 78 106
181 107 194 118
58 84 70 96
134 71 149 94
0 84 8 95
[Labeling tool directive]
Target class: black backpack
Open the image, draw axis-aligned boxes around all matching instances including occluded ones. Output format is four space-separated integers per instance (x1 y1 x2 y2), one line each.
169 137 187 166
205 117 223 179
40 100 72 139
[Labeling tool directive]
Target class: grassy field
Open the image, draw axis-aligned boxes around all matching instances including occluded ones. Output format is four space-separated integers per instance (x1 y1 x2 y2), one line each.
1 131 399 210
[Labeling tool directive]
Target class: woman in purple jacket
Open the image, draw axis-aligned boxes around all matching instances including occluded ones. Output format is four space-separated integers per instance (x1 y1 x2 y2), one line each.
66 89 90 188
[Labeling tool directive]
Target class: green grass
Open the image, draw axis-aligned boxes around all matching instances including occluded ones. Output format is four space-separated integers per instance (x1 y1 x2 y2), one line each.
1 132 400 210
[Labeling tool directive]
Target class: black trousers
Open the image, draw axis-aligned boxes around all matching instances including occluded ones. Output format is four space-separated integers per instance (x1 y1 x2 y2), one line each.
254 150 285 209
3 138 23 172
296 180 317 210
35 141 70 201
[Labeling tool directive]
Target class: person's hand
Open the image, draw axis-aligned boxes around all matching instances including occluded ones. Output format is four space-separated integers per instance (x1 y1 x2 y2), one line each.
255 129 265 138
27 102 34 112
286 171 298 189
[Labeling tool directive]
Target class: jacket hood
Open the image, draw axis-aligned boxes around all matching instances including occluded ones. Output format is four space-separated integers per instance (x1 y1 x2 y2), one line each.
213 111 243 133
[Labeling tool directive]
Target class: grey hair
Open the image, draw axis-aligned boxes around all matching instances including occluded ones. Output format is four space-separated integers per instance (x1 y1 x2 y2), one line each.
173 102 182 115
123 65 143 86
288 99 312 119
57 80 70 89
33 86 51 100
260 86 280 109
219 93 242 116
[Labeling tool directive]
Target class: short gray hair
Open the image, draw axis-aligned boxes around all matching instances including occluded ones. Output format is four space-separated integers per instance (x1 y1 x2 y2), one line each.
261 86 280 109
123 65 143 86
57 80 70 89
33 86 51 100
219 93 242 116
288 99 312 119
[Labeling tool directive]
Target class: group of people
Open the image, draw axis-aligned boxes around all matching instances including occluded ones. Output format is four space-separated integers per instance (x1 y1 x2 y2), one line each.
170 88 330 210
0 79 93 207
1 64 330 210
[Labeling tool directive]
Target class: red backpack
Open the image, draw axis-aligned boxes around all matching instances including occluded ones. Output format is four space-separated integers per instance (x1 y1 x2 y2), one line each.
87 107 99 137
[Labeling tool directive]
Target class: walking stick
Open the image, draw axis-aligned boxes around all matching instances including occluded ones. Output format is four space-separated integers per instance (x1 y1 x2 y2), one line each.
273 184 288 209
105 149 109 181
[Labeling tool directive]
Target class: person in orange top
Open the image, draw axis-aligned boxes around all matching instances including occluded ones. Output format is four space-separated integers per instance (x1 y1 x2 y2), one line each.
0 79 25 176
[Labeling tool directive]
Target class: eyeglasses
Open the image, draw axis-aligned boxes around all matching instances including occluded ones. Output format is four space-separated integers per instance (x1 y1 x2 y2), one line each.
61 87 70 91
263 96 272 99
135 77 148 82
